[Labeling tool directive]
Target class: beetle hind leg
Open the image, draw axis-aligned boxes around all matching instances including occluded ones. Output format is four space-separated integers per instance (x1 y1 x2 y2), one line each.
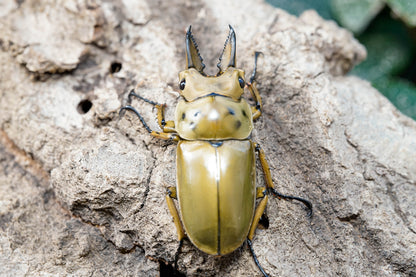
165 187 186 268
247 239 269 277
245 187 270 277
165 187 186 241
247 187 268 240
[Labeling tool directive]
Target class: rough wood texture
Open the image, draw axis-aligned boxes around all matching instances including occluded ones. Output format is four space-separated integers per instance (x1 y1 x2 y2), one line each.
1 0 415 276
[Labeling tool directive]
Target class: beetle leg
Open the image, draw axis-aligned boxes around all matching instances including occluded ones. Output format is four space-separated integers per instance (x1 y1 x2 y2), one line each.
155 103 176 133
166 187 186 269
119 105 179 141
126 89 176 133
247 186 270 277
248 189 268 240
166 187 186 242
256 186 266 198
247 52 263 120
253 142 313 217
250 104 262 121
247 239 269 277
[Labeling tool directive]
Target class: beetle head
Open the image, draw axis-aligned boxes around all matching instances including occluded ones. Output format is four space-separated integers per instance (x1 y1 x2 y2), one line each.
178 26 245 102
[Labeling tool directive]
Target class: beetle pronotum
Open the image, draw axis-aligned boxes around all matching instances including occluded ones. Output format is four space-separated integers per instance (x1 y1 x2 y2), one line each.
120 25 312 277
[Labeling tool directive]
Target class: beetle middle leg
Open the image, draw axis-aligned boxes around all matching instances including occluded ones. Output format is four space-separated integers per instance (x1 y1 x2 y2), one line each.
254 142 313 216
246 143 312 277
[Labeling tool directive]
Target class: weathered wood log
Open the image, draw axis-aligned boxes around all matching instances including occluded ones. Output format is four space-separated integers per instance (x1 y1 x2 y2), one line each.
1 0 415 276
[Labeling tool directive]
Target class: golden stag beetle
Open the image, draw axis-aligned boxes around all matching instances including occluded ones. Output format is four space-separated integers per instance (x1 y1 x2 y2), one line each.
120 26 312 277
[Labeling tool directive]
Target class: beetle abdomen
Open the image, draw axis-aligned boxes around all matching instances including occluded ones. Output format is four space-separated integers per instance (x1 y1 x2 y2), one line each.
177 140 256 255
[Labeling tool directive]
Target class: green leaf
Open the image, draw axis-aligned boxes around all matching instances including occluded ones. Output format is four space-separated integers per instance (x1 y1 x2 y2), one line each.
330 0 385 34
352 33 412 81
351 14 414 82
385 0 416 27
374 77 416 120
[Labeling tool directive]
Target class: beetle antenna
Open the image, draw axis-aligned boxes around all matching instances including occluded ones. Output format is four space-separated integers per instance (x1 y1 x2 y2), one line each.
120 89 162 133
128 89 160 106
119 105 152 133
247 239 269 277
249 51 263 84
270 188 313 217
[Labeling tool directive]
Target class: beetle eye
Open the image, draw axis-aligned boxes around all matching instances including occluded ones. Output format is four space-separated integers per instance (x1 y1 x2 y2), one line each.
179 79 186 90
238 77 245 88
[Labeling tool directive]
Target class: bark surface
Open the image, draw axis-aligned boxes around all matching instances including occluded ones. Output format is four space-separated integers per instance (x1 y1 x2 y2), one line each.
1 0 415 276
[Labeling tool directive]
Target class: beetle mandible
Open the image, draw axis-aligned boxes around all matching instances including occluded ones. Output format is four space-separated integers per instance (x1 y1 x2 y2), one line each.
120 25 312 277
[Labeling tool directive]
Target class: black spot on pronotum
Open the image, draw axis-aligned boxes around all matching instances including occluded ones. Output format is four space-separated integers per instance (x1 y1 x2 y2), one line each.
242 109 247 117
194 111 200 117
77 99 92 114
227 107 235 115
235 120 241 129
110 61 122 73
181 112 186 120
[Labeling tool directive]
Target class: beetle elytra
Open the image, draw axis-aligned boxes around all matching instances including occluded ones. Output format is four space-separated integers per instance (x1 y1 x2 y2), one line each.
120 25 312 277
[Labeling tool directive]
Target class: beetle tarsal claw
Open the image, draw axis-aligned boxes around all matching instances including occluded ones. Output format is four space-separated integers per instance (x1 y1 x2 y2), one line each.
217 25 237 74
185 25 205 73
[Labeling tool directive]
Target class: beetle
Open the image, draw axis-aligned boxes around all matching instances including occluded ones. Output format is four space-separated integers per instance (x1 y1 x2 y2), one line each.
120 25 312 277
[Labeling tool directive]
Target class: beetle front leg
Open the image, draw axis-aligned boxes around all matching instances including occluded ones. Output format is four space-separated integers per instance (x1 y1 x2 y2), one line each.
156 103 176 133
253 142 313 217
